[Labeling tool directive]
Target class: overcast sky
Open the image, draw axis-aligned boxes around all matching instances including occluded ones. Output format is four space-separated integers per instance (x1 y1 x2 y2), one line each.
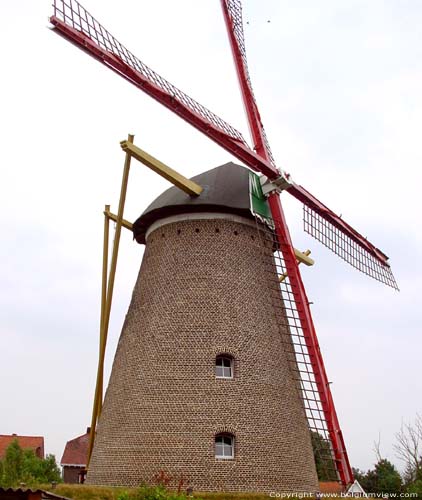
0 0 421 476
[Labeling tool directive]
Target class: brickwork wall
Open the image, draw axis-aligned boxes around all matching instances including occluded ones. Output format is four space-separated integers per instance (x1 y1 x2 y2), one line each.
87 217 319 493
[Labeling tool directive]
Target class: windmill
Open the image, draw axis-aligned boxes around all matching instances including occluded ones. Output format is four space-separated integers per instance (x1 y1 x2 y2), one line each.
49 0 398 493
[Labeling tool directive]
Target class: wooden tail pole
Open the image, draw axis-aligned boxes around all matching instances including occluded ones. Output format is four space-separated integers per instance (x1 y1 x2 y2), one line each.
87 134 134 467
98 205 111 415
87 203 110 466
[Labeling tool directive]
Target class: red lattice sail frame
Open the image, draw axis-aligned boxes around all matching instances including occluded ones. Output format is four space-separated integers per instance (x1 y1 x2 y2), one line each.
221 0 397 290
303 205 398 289
49 0 399 487
49 0 398 291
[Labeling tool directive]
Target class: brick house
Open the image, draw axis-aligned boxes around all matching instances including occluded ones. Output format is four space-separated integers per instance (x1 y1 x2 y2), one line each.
0 435 44 460
60 429 90 483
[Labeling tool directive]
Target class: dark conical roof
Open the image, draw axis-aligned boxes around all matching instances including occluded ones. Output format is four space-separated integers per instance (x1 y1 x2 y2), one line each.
133 162 254 243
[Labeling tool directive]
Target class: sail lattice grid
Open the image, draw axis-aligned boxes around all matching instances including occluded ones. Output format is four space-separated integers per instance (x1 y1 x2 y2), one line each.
254 217 339 482
223 0 276 166
303 205 399 290
50 0 248 146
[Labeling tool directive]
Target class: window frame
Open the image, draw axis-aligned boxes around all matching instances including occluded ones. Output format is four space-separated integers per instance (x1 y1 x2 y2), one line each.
215 433 235 460
215 354 234 379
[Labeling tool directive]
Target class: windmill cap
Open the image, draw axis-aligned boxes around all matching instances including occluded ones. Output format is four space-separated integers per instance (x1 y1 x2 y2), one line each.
133 162 255 244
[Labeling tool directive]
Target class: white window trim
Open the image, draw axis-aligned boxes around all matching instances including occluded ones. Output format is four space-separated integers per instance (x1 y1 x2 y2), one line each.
215 355 234 379
215 435 235 459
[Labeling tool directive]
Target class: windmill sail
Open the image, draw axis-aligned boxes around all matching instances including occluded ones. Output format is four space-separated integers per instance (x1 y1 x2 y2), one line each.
49 0 277 180
49 0 397 488
221 0 276 165
286 184 398 289
49 0 397 291
221 0 397 291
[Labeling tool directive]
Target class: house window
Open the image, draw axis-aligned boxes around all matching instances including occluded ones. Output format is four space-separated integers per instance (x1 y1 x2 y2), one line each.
215 355 233 378
215 434 234 459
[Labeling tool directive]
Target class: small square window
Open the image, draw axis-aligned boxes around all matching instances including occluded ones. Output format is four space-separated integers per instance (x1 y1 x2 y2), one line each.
215 355 233 379
215 434 234 459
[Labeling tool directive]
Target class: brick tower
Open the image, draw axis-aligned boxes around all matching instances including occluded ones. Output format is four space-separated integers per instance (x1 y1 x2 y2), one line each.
87 163 319 493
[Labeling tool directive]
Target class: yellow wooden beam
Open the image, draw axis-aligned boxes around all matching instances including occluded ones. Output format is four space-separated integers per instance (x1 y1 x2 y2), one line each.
279 249 314 282
120 140 203 196
88 134 135 468
294 248 314 267
104 208 133 231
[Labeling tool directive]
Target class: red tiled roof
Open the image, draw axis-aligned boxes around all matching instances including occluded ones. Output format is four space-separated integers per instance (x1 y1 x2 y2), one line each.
0 435 44 459
61 431 90 466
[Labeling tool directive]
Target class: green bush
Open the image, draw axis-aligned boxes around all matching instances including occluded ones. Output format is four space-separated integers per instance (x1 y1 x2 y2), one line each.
407 479 422 495
0 439 61 488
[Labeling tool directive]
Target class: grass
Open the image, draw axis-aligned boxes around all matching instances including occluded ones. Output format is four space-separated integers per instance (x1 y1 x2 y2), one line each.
42 484 127 500
41 484 344 500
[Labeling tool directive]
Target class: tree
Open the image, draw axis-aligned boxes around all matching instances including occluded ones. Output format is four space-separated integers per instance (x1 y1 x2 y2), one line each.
373 459 402 494
352 467 366 484
39 454 62 484
0 440 62 487
1 439 24 487
394 414 422 483
407 479 422 496
353 459 402 494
